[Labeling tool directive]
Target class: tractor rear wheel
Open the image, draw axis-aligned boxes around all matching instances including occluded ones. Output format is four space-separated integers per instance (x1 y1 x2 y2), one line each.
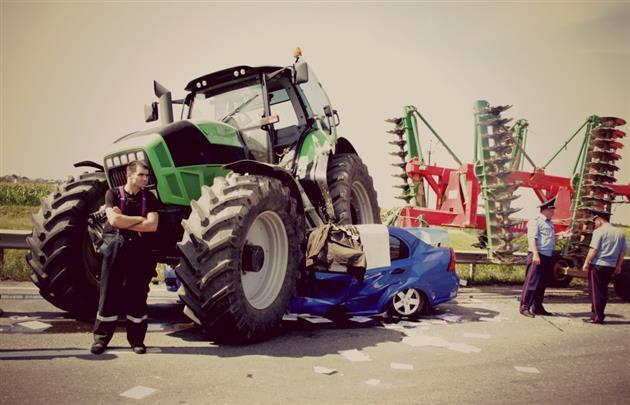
26 172 107 316
176 173 304 344
327 153 380 224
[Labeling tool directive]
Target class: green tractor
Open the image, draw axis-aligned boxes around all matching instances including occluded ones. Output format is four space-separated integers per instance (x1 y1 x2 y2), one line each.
26 51 380 343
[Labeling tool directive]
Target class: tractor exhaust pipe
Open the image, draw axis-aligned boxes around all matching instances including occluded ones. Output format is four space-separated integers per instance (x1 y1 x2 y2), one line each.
154 81 174 125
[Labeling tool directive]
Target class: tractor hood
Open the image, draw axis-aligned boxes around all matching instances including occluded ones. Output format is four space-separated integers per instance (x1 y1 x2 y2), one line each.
103 120 246 204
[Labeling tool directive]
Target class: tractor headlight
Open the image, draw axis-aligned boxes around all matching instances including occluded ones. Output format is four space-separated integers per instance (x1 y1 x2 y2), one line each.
106 158 113 168
128 152 136 162
113 156 121 166
136 151 145 161
120 154 128 164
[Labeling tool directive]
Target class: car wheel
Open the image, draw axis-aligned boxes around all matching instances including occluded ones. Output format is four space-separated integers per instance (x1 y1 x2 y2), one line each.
389 288 426 318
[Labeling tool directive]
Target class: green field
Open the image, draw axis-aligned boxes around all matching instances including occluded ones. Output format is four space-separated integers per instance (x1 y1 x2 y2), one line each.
2 183 628 283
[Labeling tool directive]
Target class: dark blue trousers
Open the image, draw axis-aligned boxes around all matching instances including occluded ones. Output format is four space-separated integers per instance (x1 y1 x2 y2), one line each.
588 265 615 322
520 253 552 312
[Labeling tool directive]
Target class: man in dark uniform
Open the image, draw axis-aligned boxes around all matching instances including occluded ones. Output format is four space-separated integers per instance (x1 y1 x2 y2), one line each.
91 160 159 355
582 209 627 324
519 197 556 318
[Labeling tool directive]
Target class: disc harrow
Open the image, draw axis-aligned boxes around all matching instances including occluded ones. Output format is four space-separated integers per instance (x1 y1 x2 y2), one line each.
387 117 413 203
474 101 521 260
565 116 626 256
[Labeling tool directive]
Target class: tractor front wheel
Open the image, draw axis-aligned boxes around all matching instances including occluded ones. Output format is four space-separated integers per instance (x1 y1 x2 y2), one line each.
327 153 380 224
613 261 630 302
176 173 304 344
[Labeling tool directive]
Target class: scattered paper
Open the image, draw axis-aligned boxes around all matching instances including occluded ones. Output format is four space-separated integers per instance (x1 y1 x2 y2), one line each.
474 311 491 316
430 319 448 325
300 315 333 324
365 379 381 386
339 349 371 362
349 316 373 323
313 366 337 375
282 313 298 321
10 316 31 321
147 323 168 332
463 332 491 339
514 366 540 374
390 362 413 370
403 334 481 353
17 321 52 331
459 279 468 286
120 386 158 400
479 317 501 323
436 314 462 323
398 320 421 327
446 343 481 353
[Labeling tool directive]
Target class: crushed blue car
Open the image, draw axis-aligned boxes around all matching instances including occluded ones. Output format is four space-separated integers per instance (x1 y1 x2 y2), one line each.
164 226 459 319
290 226 459 318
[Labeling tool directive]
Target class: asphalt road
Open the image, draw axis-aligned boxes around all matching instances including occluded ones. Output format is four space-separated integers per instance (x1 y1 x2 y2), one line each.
1 282 629 405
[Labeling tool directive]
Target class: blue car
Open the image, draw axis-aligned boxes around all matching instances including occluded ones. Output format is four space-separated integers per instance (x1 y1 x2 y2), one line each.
164 226 459 319
289 226 459 318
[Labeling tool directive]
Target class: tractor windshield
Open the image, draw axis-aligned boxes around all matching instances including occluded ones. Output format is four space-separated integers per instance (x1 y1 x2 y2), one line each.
189 83 271 162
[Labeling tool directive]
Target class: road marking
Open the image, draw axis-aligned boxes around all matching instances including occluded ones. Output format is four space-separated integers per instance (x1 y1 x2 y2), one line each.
514 366 540 374
120 386 158 400
339 349 371 362
0 349 89 359
313 366 337 375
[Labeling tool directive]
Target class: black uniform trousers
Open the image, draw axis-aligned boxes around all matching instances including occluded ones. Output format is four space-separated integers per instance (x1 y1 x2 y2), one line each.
93 232 153 347
588 265 615 323
520 252 552 312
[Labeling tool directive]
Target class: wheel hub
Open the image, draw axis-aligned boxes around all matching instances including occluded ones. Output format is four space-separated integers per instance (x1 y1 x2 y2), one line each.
242 244 265 273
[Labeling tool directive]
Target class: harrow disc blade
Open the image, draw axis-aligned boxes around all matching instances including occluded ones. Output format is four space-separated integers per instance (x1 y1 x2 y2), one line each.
388 140 407 147
387 128 406 136
389 151 408 158
590 138 624 150
585 161 619 172
385 118 402 125
598 117 626 127
481 130 513 139
590 128 625 140
392 173 409 180
587 150 621 162
391 162 407 169
583 173 616 183
581 184 614 194
481 117 512 127
481 105 513 115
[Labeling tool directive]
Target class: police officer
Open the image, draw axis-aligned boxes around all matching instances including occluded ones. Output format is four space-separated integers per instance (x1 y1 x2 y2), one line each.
519 197 556 318
91 160 159 355
582 209 627 324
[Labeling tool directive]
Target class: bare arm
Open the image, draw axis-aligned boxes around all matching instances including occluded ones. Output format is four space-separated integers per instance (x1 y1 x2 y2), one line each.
106 207 144 229
128 212 159 233
582 248 597 271
528 237 540 265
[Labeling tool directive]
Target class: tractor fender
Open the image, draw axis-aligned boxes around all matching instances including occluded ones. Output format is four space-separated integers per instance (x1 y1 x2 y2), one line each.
334 137 357 155
73 160 104 171
224 160 305 214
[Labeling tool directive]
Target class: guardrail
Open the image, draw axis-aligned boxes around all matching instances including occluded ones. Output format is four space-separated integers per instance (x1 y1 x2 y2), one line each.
0 229 30 250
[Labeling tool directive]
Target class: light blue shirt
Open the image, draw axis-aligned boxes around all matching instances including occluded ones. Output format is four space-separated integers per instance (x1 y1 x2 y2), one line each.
590 223 627 267
527 214 555 256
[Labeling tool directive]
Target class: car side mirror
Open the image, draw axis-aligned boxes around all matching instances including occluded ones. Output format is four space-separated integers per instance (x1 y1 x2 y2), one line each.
294 61 309 84
144 102 158 122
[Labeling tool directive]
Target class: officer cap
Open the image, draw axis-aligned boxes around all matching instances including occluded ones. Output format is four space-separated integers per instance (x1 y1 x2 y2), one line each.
538 197 556 210
588 208 611 221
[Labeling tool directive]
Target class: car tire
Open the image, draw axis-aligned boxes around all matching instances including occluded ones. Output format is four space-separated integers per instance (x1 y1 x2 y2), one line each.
389 288 427 318
547 257 574 288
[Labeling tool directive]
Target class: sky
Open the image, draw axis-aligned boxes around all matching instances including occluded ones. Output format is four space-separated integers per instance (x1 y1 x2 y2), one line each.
1 1 629 223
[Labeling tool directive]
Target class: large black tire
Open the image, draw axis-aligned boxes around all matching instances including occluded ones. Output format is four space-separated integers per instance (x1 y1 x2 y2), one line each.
176 173 304 344
327 153 380 224
613 261 630 302
547 256 574 288
26 172 107 315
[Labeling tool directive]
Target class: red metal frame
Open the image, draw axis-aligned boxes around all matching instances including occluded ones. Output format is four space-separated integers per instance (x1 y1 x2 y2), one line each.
396 157 630 233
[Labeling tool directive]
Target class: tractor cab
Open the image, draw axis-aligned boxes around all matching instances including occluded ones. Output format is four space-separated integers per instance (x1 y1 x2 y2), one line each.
147 59 339 166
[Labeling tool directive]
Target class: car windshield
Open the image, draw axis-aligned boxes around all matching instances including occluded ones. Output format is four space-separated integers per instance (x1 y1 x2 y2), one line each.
189 83 264 127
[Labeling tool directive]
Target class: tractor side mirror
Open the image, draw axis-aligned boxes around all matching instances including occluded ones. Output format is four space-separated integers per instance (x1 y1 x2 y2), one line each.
294 61 309 84
144 102 158 123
